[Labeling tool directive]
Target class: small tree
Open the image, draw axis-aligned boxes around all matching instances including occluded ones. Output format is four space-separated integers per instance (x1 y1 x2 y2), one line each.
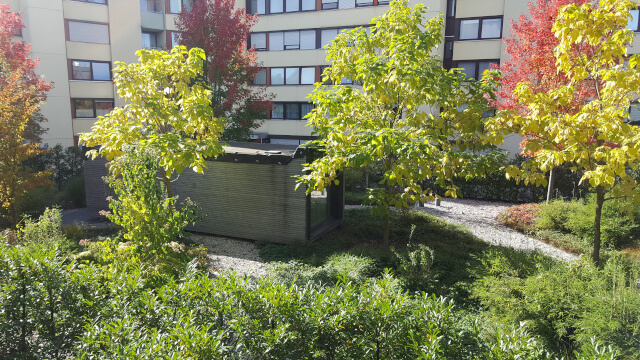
175 0 271 142
298 0 500 247
81 46 226 200
0 4 52 227
492 0 640 265
492 0 595 204
104 147 198 251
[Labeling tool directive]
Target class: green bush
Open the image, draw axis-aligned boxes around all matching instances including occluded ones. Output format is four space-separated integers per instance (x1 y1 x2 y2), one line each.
472 254 640 358
26 145 84 189
62 175 86 208
270 253 376 285
20 208 77 255
105 148 199 252
345 190 367 205
537 197 639 249
16 185 58 220
344 169 364 191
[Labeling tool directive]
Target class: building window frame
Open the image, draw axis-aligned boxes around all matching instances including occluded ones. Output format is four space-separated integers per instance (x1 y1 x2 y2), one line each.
452 59 500 81
66 20 110 44
270 102 314 120
628 8 639 32
69 60 112 81
72 99 115 119
267 66 316 85
70 0 108 4
456 16 502 41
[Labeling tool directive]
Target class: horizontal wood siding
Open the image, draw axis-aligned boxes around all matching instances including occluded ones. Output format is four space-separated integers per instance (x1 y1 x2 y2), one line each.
173 159 308 244
84 158 111 218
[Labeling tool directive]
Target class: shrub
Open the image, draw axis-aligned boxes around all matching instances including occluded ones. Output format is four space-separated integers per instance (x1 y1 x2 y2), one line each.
105 148 199 252
537 197 640 249
62 175 85 208
345 190 367 205
344 169 364 191
19 208 77 255
472 254 640 358
26 145 84 189
270 253 376 285
497 203 540 232
16 185 58 220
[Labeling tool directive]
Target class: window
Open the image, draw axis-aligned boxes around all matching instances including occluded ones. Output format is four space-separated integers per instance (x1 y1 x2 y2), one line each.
268 67 315 85
321 29 338 48
300 30 316 49
269 32 284 51
249 0 267 14
284 31 300 50
71 0 107 4
270 102 314 119
628 9 639 31
378 0 390 4
253 68 267 85
301 67 315 84
71 60 111 81
270 0 283 13
140 0 162 12
302 0 315 11
286 0 299 12
356 0 373 6
271 68 285 85
322 0 338 10
251 33 267 50
458 17 502 40
171 32 180 47
170 0 183 13
141 32 158 49
338 0 355 9
68 21 109 44
455 60 499 80
73 99 114 118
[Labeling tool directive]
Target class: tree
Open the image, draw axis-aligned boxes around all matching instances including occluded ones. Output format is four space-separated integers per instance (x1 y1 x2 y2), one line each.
80 46 226 200
493 0 595 204
0 4 52 227
490 0 640 265
175 0 271 142
297 0 501 247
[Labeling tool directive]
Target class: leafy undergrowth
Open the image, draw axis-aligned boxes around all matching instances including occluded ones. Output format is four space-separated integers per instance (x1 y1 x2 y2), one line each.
497 198 640 263
259 208 516 305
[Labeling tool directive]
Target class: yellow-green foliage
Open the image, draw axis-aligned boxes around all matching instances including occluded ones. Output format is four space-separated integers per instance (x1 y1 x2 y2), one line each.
80 46 226 180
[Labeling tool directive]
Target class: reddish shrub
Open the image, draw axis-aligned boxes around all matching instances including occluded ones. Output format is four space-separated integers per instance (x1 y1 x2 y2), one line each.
496 203 540 232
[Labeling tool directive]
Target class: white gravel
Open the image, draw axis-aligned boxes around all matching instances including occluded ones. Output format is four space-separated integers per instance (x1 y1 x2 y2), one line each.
410 198 578 261
189 234 267 277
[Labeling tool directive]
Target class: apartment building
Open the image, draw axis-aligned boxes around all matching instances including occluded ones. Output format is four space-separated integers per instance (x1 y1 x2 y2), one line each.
8 0 638 151
5 0 186 147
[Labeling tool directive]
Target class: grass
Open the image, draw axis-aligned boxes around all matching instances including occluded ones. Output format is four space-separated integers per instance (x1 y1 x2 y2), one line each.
258 208 543 305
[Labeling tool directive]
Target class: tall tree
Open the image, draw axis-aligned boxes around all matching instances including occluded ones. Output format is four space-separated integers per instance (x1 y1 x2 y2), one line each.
0 4 52 227
175 0 271 142
80 46 226 199
493 0 595 203
298 0 501 247
490 0 640 265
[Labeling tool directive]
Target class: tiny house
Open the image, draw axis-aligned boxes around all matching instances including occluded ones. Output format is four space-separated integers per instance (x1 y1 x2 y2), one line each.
84 142 344 244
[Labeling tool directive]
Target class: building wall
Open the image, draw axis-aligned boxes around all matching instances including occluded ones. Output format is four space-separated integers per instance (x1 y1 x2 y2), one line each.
14 0 640 152
172 160 308 244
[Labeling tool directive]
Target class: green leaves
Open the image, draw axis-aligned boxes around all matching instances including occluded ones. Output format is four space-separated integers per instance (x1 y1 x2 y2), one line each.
299 0 501 243
80 46 226 178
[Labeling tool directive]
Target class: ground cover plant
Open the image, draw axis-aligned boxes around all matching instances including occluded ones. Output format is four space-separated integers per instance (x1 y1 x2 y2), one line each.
497 197 640 259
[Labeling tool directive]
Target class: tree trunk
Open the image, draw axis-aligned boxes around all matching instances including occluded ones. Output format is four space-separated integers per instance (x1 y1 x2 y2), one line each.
382 211 390 249
546 168 555 204
592 188 605 266
364 172 369 189
163 169 173 199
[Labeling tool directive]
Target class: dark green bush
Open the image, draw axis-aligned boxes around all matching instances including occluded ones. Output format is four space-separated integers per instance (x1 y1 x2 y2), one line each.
62 175 86 208
16 185 58 220
344 169 364 191
472 253 640 358
26 145 84 189
537 197 640 249
345 190 367 205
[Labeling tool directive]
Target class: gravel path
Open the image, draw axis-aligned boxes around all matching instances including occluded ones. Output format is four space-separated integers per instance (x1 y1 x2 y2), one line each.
189 234 267 278
411 198 578 261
